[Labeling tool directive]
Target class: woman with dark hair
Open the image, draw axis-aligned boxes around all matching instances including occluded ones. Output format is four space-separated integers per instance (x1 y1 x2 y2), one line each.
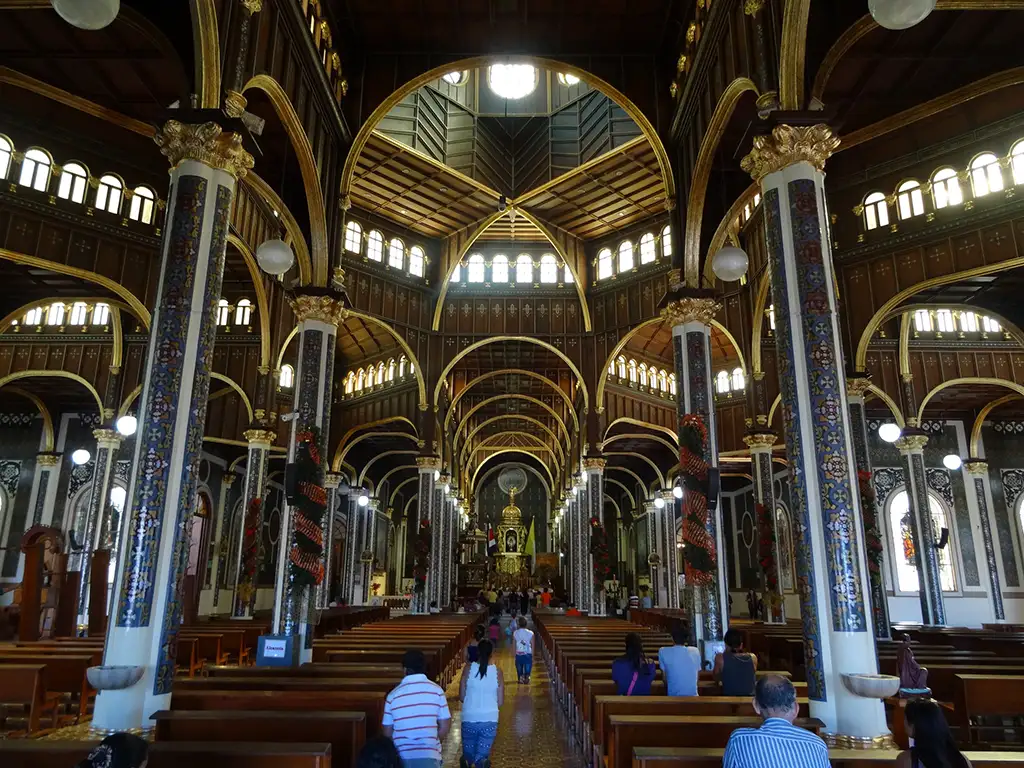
458 639 504 768
611 632 655 696
356 736 403 768
75 733 149 768
713 628 758 696
466 623 485 663
897 698 972 768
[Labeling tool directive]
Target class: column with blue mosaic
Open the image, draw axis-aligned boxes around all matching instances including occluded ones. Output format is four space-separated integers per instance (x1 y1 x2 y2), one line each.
231 428 274 618
27 452 62 528
93 120 253 733
741 124 889 745
76 428 122 628
964 459 1005 622
744 431 785 623
207 473 235 612
412 457 439 613
319 472 343 608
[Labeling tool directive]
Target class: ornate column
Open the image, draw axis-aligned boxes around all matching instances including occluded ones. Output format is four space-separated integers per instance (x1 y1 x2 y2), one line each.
338 492 360 606
663 295 726 659
319 473 343 608
437 486 456 609
356 498 380 605
584 459 604 615
847 375 890 639
208 473 236 611
964 460 1005 622
28 452 62 528
894 433 945 626
568 476 591 612
94 121 253 733
272 293 346 662
745 431 785 623
641 501 658 602
77 428 121 627
232 428 274 618
426 473 447 610
413 457 440 613
742 124 888 744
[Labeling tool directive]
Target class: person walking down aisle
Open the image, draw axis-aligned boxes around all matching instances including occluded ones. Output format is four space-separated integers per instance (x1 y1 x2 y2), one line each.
467 624 485 663
714 628 758 696
723 676 829 768
383 650 452 768
512 615 535 684
657 623 701 696
612 632 655 696
897 698 973 768
459 639 504 768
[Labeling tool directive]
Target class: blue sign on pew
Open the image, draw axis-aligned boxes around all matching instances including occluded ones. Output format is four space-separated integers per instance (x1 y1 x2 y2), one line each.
256 634 298 667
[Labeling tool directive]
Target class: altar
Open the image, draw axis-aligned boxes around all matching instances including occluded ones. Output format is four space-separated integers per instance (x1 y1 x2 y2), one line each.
496 487 528 577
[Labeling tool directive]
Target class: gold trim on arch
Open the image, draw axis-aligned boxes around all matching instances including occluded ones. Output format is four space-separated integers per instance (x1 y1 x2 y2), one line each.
898 313 913 379
242 75 329 286
6 386 54 452
705 182 760 287
460 415 565 465
227 234 272 368
603 417 678 444
331 416 419 472
779 0 811 110
684 78 759 287
768 393 782 427
867 384 906 427
118 385 142 418
334 431 418 471
376 463 419 493
470 449 554 493
429 210 506 332
210 372 254 422
276 327 299 373
453 394 570 450
751 270 772 376
854 257 1024 371
604 465 648 494
243 171 312 286
434 336 588 410
810 15 877 105
444 368 577 434
604 451 665 488
340 56 675 201
349 310 428 410
604 477 637 508
110 307 123 370
971 393 1021 456
203 435 287 452
358 450 419 487
0 370 103 414
389 475 419 506
0 248 151 327
603 432 678 456
917 377 1024 424
189 0 220 109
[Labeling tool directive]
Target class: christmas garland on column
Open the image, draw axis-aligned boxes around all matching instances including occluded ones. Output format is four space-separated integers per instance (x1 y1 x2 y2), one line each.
590 517 613 587
237 498 262 603
289 428 327 588
679 413 716 586
858 470 884 575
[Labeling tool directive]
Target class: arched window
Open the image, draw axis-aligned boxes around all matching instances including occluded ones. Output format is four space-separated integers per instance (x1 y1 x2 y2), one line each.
639 233 656 264
45 303 65 325
627 359 637 382
376 362 385 385
767 304 776 331
344 221 362 253
355 368 365 391
970 153 1004 198
0 136 11 180
936 309 955 333
19 148 51 191
386 359 396 381
661 225 672 258
68 302 88 325
862 192 888 231
1012 141 1024 186
443 70 469 86
658 369 668 392
914 309 933 332
617 356 626 378
130 186 156 223
24 306 42 325
408 246 425 277
234 299 252 325
279 364 295 388
564 265 573 284
451 263 462 282
516 254 533 283
608 359 616 376
57 162 88 203
960 311 979 333
669 373 677 396
557 72 580 87
597 248 613 280
344 372 355 394
715 370 730 393
216 299 231 326
365 365 376 387
983 315 1002 333
467 254 485 283
539 254 558 283
91 303 110 325
388 238 405 269
638 363 648 387
492 254 509 283
95 174 123 215
732 367 746 390
367 230 384 261
776 505 795 592
896 180 925 220
931 167 963 209
888 489 956 592
399 355 408 377
618 240 634 272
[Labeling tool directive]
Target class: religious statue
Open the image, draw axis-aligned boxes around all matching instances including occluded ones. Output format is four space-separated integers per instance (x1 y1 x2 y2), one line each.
496 486 527 578
897 633 931 696
505 529 518 553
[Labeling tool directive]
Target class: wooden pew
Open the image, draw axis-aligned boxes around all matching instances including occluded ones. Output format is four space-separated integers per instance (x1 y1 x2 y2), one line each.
174 677 399 694
0 665 62 734
954 674 1024 745
205 663 404 679
0 740 331 768
0 654 94 718
878 659 1024 702
631 747 1024 768
153 710 365 768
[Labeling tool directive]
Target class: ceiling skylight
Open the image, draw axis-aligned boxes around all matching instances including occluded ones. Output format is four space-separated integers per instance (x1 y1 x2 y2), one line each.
488 64 538 100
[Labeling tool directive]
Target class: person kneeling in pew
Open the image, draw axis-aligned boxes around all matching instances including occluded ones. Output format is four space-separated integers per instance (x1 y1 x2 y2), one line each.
723 675 829 768
898 698 972 768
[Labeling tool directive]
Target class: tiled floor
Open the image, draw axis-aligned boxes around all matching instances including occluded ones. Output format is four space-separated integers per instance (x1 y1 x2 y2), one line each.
442 632 583 768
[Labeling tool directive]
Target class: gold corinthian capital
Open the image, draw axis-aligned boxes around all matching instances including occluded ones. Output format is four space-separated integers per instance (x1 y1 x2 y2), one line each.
154 121 254 180
661 297 721 327
740 124 841 182
288 294 349 326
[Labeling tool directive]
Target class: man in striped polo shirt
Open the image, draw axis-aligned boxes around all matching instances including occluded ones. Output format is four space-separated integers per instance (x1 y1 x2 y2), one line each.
723 675 831 768
382 649 452 768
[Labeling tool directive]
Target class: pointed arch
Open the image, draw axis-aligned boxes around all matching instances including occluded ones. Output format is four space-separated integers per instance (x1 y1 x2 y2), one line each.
779 0 811 110
604 451 666 489
918 378 1024 424
444 368 578 434
209 372 254 422
242 172 313 285
358 450 420 486
389 475 420 506
453 394 571 448
0 370 102 414
470 450 554 493
5 386 54 451
460 415 565 465
331 416 419 471
603 417 678 444
603 432 678 456
334 431 419 470
971 393 1022 456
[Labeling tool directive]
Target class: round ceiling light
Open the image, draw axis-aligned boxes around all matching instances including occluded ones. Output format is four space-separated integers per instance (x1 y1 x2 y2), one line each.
115 414 137 436
712 246 749 283
51 0 119 30
654 496 665 509
357 494 369 507
256 238 294 276
673 485 684 499
868 0 936 30
71 448 91 465
878 423 902 443
488 64 538 100
942 454 963 471
557 72 580 87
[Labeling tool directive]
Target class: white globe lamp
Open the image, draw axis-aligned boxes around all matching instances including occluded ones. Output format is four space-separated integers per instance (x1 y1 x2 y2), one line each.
255 239 294 276
673 485 684 499
115 414 137 437
71 448 91 465
357 494 369 507
51 0 119 30
654 496 666 509
878 423 902 443
942 454 963 471
868 0 936 30
712 246 749 283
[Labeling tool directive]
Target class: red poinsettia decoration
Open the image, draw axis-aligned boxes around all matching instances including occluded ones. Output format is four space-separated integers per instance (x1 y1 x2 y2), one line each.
679 414 716 586
590 517 613 586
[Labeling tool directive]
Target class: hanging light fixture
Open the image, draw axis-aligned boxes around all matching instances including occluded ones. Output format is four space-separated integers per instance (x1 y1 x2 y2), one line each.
712 245 749 283
357 494 369 507
673 485 684 499
256 238 294 276
942 454 963 471
868 0 936 30
654 496 666 509
878 423 902 443
71 448 91 465
50 0 119 30
115 414 137 436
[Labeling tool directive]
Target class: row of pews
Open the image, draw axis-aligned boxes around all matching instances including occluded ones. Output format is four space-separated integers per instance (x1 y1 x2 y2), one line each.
1 610 476 768
539 609 1024 768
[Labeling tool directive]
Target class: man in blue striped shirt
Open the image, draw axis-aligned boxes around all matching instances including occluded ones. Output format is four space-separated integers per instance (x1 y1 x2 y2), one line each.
723 675 831 768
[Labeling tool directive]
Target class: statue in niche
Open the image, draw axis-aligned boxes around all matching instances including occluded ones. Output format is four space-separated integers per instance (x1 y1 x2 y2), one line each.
505 529 518 553
897 634 930 696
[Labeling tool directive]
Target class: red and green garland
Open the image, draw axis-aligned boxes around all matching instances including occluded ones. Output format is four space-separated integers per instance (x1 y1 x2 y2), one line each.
237 498 262 603
756 502 778 594
412 519 430 594
679 413 716 586
288 427 326 588
590 517 613 587
858 470 884 575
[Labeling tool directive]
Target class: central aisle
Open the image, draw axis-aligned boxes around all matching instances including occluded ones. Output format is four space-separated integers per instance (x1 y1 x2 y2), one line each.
441 628 583 768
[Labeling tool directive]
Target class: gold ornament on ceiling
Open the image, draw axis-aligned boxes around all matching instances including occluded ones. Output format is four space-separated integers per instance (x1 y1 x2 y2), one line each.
661 296 721 327
153 121 254 179
740 124 841 182
287 294 349 326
